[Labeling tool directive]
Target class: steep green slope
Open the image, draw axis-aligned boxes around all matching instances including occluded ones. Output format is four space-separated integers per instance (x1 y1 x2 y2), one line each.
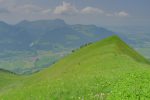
0 36 150 100
0 69 20 89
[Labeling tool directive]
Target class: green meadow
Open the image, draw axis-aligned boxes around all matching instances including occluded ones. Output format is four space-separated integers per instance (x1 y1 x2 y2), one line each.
1 36 150 100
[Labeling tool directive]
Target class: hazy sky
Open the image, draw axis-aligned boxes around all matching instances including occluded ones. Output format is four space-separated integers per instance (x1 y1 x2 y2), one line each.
0 0 150 27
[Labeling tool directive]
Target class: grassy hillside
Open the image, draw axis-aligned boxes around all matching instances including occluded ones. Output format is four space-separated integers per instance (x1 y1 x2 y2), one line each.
0 69 20 90
0 36 150 100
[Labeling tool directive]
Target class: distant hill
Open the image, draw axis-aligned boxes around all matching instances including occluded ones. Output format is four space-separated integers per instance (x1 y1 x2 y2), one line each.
1 36 150 99
0 19 114 51
0 19 115 74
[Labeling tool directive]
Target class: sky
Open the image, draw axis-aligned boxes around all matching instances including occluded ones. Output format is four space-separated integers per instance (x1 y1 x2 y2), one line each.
0 0 150 27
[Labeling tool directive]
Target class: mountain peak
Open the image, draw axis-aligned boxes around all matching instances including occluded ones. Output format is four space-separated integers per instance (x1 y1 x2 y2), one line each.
102 35 121 41
16 20 30 26
19 20 30 24
16 19 67 27
95 35 150 64
94 35 123 45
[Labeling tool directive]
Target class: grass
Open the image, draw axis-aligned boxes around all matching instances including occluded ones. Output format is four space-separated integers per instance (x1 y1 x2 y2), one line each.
0 35 150 100
0 69 21 90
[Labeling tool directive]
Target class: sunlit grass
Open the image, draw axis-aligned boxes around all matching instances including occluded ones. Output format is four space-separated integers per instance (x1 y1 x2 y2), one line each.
0 36 150 100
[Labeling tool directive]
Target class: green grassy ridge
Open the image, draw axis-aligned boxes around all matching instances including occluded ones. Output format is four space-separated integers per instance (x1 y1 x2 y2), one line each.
1 35 150 99
112 36 150 64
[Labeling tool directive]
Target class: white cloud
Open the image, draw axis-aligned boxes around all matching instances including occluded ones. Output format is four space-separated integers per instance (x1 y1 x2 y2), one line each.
105 11 129 17
53 2 104 16
0 0 129 23
81 7 104 14
115 11 129 17
13 4 43 14
42 9 52 14
53 1 78 15
9 4 52 15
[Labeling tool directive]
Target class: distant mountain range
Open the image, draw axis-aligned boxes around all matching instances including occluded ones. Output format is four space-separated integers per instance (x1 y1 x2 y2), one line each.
0 19 149 74
0 19 114 51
